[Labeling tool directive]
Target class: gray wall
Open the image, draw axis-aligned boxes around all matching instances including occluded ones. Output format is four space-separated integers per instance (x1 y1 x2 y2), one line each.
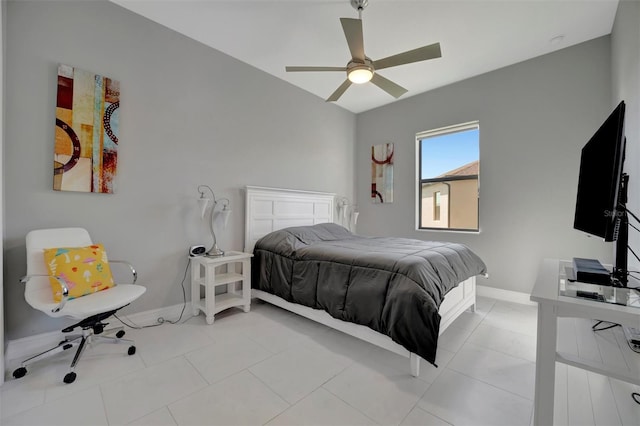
3 0 355 340
612 0 640 276
355 37 614 294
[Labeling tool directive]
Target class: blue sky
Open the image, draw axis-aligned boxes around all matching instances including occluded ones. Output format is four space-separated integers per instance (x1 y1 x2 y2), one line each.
421 128 479 179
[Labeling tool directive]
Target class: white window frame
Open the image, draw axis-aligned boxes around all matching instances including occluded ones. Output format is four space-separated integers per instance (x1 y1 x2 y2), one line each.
415 121 480 232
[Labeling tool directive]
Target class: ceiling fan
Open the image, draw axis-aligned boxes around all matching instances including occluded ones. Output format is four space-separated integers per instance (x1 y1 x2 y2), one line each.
285 0 442 102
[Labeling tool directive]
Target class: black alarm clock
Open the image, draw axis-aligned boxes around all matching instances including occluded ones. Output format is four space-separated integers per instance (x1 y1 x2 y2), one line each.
189 245 206 257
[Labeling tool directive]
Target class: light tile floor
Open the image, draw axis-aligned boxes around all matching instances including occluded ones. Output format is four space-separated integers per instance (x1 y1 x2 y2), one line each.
1 296 639 425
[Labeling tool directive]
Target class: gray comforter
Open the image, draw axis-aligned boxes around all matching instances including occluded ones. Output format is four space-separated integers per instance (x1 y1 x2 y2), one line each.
252 223 487 364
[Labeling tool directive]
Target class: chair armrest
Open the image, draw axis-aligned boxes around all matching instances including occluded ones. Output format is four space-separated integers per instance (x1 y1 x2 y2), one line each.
109 260 138 284
19 274 70 313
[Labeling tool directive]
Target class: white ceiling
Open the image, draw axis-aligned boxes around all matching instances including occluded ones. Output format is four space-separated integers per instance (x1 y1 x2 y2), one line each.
110 0 619 113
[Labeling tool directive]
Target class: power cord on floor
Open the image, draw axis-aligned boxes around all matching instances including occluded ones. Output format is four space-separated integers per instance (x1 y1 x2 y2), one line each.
591 320 619 331
114 258 191 329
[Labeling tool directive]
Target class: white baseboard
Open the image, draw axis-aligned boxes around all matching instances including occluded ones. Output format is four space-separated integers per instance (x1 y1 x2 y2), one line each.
5 302 192 363
4 329 65 365
477 284 536 306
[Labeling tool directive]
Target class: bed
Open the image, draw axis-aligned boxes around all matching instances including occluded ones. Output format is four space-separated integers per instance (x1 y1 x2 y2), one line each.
244 186 487 376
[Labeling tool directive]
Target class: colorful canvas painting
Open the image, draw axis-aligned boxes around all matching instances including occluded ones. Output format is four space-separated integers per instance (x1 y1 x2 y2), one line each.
371 143 394 203
54 64 119 193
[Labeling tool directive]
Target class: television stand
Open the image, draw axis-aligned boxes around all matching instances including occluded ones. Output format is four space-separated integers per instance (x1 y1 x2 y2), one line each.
530 259 640 426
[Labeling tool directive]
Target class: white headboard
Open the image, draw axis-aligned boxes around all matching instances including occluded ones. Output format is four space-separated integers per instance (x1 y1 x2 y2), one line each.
244 186 335 252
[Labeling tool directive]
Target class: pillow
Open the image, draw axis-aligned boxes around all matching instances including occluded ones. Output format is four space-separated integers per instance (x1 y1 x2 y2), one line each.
43 244 115 302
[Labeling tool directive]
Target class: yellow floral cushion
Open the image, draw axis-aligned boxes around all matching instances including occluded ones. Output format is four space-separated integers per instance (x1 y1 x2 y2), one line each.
43 244 115 302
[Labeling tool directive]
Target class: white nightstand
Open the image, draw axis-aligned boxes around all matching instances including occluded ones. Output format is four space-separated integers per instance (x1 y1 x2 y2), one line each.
190 251 253 324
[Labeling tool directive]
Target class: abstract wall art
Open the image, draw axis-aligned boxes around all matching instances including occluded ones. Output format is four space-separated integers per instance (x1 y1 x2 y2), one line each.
371 143 394 203
54 64 119 193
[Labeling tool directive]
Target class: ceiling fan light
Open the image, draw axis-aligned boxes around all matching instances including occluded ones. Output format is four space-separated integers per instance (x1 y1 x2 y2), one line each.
348 67 373 84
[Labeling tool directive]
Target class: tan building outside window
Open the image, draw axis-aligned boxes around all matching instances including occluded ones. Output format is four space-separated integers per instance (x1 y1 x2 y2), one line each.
417 122 479 231
434 191 441 221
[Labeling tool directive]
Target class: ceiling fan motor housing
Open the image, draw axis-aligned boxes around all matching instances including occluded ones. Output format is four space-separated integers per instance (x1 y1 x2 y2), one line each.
347 57 374 84
350 0 369 12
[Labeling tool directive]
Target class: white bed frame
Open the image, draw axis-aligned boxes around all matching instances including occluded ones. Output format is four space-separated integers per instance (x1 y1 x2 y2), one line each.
244 186 476 377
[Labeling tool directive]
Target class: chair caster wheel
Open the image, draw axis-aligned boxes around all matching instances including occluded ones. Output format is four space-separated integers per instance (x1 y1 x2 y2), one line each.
128 346 136 356
13 367 27 379
63 372 76 384
116 330 125 338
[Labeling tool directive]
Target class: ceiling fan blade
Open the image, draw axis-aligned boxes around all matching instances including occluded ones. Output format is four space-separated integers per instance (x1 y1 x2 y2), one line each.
370 73 408 98
326 79 352 102
373 42 442 70
286 66 346 72
340 18 365 61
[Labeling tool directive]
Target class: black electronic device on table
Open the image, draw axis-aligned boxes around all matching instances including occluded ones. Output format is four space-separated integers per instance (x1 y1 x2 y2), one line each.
573 101 629 287
571 257 611 286
574 290 606 302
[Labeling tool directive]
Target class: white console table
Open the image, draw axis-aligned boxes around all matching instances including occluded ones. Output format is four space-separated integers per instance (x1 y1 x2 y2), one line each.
530 259 640 425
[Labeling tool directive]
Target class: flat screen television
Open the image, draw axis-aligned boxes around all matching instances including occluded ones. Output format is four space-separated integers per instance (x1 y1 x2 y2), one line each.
573 100 628 286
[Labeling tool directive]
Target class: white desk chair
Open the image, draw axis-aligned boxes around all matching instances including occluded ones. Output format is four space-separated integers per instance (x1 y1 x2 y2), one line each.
13 228 146 384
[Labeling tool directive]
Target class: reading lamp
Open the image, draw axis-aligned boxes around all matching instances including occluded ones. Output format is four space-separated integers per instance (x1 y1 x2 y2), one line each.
197 185 231 257
336 197 359 233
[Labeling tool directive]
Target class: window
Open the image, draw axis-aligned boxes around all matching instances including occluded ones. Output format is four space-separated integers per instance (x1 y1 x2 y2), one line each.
434 191 441 221
417 122 479 231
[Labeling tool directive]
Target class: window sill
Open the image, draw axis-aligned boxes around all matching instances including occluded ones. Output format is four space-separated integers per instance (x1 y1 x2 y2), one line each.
416 227 481 234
